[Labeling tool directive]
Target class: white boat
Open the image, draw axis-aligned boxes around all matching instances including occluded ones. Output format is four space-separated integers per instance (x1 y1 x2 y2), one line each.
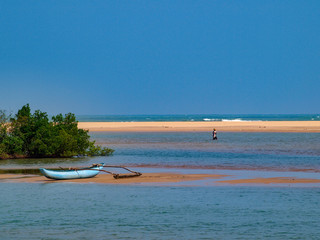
39 164 104 180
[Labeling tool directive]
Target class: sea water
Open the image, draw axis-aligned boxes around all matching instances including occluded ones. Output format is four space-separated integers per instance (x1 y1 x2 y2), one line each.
1 131 320 239
1 184 320 239
2 132 319 172
92 132 320 171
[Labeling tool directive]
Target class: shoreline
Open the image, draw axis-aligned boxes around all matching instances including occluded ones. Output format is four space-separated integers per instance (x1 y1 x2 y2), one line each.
78 121 320 132
2 169 320 186
0 173 227 185
2 173 320 186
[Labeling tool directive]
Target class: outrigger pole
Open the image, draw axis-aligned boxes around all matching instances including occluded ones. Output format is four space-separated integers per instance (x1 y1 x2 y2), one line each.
84 164 142 179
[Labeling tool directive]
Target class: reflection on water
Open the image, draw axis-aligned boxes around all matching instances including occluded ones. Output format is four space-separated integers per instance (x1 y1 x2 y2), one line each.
0 157 90 169
93 132 320 156
1 132 320 172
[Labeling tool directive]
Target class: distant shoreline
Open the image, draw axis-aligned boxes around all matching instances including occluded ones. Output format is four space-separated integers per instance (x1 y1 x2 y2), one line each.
78 121 320 132
76 114 320 122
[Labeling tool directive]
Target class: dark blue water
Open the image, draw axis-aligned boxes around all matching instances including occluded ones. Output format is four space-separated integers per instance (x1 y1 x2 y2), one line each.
76 114 320 122
1 183 320 239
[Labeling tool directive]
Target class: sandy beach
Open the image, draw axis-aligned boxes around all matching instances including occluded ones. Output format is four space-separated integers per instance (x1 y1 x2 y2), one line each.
78 121 320 132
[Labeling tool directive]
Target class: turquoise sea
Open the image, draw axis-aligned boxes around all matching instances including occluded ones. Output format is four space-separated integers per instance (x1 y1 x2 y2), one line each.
1 119 320 239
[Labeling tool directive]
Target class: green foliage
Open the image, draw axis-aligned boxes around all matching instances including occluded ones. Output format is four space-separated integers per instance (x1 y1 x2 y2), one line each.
0 104 114 159
87 141 115 156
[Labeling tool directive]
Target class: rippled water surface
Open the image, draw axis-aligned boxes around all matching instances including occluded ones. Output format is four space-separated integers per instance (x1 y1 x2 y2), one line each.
1 132 320 239
94 132 320 171
1 132 319 171
1 184 320 240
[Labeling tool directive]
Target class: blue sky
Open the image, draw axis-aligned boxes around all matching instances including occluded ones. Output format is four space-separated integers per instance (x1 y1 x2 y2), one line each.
0 0 319 115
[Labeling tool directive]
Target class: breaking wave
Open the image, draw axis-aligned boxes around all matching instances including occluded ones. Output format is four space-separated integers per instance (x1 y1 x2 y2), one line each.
203 118 261 122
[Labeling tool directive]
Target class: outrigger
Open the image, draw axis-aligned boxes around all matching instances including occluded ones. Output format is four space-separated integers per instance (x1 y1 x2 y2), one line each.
39 163 142 180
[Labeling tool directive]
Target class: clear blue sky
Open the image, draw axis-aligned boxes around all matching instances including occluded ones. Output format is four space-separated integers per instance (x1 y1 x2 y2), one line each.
0 0 319 115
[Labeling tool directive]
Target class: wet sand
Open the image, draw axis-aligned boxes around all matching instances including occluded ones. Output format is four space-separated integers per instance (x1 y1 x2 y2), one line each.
0 173 227 184
78 121 320 132
2 172 320 186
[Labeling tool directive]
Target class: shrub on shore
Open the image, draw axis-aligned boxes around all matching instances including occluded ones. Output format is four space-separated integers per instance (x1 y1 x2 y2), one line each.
0 104 114 159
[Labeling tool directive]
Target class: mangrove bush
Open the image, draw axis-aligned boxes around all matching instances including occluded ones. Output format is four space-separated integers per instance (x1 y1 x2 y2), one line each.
0 104 114 159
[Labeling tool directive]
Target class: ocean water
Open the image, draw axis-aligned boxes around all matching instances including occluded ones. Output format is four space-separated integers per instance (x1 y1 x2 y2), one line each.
1 184 320 239
76 114 320 122
92 132 320 172
1 131 320 239
2 132 318 172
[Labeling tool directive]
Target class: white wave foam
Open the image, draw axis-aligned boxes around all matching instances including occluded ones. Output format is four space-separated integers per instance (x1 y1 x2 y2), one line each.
222 118 243 122
202 118 263 122
222 118 262 122
203 118 220 121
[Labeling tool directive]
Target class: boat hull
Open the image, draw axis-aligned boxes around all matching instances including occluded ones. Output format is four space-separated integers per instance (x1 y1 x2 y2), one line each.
39 165 104 180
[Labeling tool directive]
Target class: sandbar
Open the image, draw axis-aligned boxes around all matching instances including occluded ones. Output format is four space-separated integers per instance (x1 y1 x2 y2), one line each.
78 121 320 132
0 173 227 184
217 177 320 185
2 173 320 186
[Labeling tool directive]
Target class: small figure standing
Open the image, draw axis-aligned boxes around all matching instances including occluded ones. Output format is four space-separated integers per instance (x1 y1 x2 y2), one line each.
212 128 217 140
